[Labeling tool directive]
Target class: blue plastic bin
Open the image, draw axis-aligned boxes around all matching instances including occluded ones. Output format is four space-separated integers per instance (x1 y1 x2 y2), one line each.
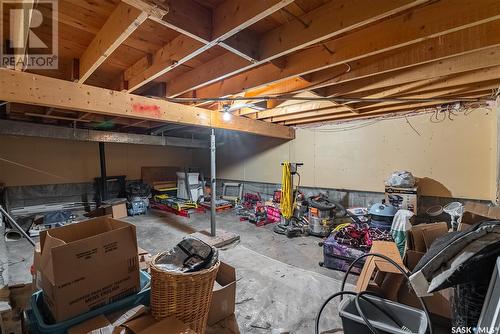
27 271 150 334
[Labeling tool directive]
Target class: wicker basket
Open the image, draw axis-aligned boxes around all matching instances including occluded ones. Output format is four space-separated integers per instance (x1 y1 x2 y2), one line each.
150 256 220 334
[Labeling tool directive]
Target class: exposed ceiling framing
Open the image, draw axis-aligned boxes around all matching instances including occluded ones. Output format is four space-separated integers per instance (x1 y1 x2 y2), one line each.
1 0 499 134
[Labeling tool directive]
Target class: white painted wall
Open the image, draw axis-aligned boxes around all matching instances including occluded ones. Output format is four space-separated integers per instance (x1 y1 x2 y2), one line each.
217 108 497 201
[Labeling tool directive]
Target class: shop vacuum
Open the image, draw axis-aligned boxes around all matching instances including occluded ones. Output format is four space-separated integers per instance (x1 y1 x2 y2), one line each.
315 253 431 334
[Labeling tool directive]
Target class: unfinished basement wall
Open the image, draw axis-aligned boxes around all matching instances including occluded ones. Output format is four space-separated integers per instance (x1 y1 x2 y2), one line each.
217 107 498 202
0 135 195 187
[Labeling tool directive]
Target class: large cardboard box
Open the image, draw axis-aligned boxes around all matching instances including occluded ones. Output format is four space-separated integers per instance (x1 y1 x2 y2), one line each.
400 223 451 319
385 186 418 213
207 262 236 326
36 217 140 322
458 202 500 231
400 250 452 319
405 222 448 253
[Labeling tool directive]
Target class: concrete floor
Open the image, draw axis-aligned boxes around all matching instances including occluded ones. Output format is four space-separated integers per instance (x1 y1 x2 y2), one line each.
7 208 356 333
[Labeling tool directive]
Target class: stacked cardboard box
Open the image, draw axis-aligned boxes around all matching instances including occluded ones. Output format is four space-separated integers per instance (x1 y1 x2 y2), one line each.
399 222 452 319
34 217 140 322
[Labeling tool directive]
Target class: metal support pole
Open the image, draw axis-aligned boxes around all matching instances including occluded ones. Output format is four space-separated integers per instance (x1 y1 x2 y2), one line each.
98 142 107 201
210 129 216 236
0 206 36 247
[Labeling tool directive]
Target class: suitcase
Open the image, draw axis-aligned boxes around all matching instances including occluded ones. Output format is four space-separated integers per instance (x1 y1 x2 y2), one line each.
320 234 368 274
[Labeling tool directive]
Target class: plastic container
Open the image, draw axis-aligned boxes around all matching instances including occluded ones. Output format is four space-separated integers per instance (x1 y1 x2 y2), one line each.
339 294 428 334
27 271 151 334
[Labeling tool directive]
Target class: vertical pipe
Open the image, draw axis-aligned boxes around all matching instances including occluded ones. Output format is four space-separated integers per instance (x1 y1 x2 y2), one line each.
210 129 216 236
99 142 107 201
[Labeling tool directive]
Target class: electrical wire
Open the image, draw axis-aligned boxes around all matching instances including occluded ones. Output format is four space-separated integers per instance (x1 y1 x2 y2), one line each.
298 101 491 131
315 252 433 334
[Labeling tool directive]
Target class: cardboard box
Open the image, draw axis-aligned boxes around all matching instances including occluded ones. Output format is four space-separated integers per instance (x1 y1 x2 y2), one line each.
207 262 236 326
406 222 448 253
357 241 406 302
122 315 196 334
103 200 128 219
68 305 146 334
385 186 418 213
400 250 452 319
458 202 500 231
37 217 140 322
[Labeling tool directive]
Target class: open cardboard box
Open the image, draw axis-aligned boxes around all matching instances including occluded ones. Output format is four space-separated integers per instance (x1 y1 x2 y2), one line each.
207 262 236 326
399 221 452 319
458 202 500 231
405 222 448 253
399 250 452 319
35 217 140 322
68 305 196 334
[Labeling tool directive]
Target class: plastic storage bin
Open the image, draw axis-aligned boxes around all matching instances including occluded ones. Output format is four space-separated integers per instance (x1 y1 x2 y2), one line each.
339 294 428 334
27 271 151 334
320 234 367 274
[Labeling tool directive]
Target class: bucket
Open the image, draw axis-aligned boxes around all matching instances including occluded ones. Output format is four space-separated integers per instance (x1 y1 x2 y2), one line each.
339 294 428 334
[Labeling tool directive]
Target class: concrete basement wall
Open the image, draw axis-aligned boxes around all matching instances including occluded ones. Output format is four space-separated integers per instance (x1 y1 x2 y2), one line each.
217 108 498 201
0 135 197 186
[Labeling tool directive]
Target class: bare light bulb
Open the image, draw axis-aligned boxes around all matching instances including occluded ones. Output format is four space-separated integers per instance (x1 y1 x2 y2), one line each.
222 111 231 121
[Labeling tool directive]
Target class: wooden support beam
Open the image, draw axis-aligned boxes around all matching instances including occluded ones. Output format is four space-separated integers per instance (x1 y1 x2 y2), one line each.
345 65 500 103
212 0 295 41
351 80 500 111
258 74 500 122
257 100 338 119
78 9 140 75
219 30 260 63
165 0 425 97
125 0 293 92
280 92 491 125
78 2 151 83
123 0 209 42
125 35 206 91
286 92 487 125
320 45 500 98
181 0 500 99
0 69 294 139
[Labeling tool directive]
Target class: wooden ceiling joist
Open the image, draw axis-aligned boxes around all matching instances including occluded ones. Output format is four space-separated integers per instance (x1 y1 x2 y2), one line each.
0 69 294 139
123 0 211 42
183 0 500 100
78 2 156 83
346 65 500 103
164 0 427 97
282 95 492 126
277 89 493 125
318 46 500 97
124 0 295 92
256 72 499 123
